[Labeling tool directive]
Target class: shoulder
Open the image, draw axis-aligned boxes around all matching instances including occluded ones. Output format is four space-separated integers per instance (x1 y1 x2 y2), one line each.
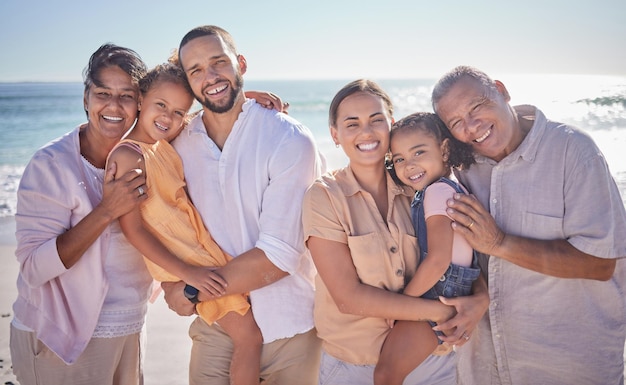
306 169 347 199
424 181 456 204
107 141 144 176
246 102 316 144
33 127 79 160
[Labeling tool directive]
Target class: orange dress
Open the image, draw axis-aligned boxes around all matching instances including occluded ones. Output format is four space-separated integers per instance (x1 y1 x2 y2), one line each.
115 139 250 324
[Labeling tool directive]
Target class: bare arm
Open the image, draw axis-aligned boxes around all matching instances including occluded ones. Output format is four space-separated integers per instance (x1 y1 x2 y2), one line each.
307 236 454 323
403 215 454 297
447 194 616 281
56 162 146 268
108 147 227 296
163 247 286 314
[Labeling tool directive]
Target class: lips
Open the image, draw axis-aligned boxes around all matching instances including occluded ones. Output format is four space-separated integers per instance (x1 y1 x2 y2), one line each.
357 141 379 151
205 83 228 96
474 128 491 143
408 171 425 182
155 121 168 132
102 115 123 122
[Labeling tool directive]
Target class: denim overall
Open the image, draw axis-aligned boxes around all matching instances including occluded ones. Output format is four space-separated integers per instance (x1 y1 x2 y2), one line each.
411 177 481 341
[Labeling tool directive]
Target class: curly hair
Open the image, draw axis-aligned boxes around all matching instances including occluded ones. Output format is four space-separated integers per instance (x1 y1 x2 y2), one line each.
389 112 475 171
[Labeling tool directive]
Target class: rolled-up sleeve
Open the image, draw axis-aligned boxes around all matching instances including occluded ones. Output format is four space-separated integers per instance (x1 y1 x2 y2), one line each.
256 127 322 274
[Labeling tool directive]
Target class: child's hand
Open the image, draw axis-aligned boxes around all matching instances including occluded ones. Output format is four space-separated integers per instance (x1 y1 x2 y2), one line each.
385 318 396 329
183 266 227 298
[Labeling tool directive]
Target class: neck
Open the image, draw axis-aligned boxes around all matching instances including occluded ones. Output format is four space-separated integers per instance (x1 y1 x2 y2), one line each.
351 162 388 197
201 95 245 150
79 125 118 169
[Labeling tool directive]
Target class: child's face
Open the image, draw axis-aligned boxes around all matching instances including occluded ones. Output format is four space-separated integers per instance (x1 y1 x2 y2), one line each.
390 129 448 191
330 91 392 168
137 81 194 143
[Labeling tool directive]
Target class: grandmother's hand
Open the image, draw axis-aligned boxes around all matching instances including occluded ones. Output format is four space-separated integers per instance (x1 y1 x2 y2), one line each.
100 162 147 220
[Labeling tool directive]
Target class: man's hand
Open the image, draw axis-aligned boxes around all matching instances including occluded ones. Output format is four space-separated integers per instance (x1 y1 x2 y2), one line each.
161 281 196 316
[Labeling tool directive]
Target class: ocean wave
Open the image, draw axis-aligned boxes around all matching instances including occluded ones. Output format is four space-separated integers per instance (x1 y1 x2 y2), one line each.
576 95 626 108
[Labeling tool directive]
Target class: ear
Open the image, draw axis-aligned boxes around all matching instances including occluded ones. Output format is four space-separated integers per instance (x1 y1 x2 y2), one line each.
494 80 511 102
441 138 450 163
330 125 339 146
237 54 247 75
83 90 89 112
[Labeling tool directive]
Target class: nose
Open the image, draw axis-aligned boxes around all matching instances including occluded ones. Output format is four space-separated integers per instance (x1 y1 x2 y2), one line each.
203 65 219 84
405 156 417 170
465 115 481 135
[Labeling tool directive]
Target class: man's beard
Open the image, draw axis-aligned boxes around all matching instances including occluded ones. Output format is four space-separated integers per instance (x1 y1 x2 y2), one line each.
196 74 244 114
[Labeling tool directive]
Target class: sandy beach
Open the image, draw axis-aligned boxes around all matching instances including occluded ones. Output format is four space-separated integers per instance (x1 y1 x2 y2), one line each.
1 213 625 384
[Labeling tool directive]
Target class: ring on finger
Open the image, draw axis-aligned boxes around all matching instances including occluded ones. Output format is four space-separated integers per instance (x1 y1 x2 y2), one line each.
467 220 474 229
462 331 470 340
137 186 145 196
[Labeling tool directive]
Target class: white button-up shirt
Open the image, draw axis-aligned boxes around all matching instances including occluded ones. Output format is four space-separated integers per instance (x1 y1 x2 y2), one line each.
173 100 324 342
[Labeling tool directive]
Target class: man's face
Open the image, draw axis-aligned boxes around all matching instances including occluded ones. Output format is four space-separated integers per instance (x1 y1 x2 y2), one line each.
435 76 518 162
179 35 245 113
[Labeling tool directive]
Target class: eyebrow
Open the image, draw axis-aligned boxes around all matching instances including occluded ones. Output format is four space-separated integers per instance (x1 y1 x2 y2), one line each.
343 111 384 122
185 54 228 72
391 143 425 158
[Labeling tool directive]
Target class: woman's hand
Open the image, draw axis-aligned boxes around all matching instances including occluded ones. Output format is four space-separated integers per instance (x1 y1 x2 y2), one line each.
99 162 147 220
432 288 489 346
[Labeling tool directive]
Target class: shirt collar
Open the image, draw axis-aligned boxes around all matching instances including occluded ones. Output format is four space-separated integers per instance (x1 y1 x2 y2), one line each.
182 98 257 137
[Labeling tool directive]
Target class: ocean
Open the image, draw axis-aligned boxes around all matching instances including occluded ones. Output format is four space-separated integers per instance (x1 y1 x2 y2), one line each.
1 76 625 218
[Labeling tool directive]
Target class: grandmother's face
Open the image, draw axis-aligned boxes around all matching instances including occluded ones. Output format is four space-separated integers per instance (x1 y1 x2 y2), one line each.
83 65 139 141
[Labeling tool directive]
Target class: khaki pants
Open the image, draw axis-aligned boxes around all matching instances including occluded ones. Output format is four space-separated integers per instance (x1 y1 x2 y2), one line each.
10 325 143 385
188 317 321 385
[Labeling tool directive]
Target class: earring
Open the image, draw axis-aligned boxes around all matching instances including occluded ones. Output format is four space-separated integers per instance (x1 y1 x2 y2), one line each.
335 143 339 148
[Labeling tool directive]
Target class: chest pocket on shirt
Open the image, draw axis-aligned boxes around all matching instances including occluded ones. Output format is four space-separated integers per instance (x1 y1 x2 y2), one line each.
522 212 565 240
347 232 390 287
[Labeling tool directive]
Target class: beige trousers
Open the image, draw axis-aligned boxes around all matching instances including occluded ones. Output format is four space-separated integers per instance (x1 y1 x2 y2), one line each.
188 317 321 385
10 325 143 385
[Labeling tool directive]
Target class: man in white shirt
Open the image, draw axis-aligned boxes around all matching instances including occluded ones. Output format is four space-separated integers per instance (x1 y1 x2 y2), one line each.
162 25 324 384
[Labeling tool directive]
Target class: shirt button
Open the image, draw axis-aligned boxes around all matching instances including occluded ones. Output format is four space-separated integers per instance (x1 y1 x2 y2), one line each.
390 246 398 253
492 198 497 204
396 269 403 277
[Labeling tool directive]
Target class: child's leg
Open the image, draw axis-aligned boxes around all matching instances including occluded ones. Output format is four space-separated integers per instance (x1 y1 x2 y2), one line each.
218 310 263 385
374 320 439 385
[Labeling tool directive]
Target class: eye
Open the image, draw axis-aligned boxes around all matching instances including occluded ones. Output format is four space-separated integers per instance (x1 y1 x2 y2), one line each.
175 110 185 117
393 157 404 164
157 102 166 108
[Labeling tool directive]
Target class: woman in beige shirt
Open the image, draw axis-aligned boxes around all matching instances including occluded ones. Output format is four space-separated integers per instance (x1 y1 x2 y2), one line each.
302 79 488 385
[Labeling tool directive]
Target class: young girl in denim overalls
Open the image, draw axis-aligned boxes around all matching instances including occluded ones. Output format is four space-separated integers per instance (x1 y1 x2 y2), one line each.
374 112 481 385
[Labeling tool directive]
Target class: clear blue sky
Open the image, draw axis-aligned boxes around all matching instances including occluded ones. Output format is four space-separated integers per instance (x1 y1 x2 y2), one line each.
1 0 624 82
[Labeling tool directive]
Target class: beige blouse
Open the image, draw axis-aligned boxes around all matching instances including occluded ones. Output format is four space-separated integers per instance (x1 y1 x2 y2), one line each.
302 166 418 365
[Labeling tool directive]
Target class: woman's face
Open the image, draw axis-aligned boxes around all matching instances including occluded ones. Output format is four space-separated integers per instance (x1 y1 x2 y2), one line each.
83 65 139 141
331 91 392 168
